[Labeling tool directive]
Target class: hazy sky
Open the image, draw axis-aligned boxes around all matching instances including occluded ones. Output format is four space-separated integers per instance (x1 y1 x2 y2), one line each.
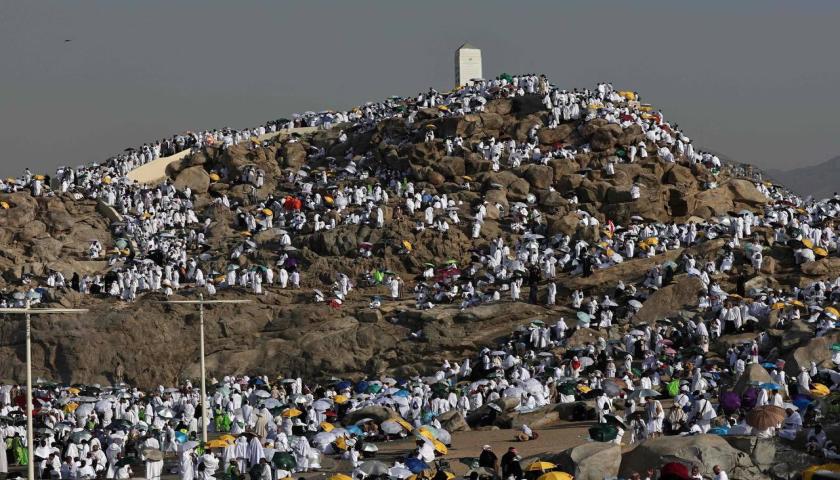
2 1 839 177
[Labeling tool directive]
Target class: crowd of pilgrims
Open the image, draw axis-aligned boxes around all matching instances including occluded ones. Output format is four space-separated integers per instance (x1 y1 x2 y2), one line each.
3 74 840 478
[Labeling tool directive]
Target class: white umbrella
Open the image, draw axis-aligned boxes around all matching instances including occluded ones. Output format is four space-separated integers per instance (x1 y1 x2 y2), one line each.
389 467 413 479
75 404 95 417
380 420 404 435
179 441 198 453
312 399 332 412
156 407 175 419
253 390 271 399
503 387 524 399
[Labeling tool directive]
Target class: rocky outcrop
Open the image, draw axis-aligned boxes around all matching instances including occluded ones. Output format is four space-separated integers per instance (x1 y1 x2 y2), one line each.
620 435 764 479
633 276 705 324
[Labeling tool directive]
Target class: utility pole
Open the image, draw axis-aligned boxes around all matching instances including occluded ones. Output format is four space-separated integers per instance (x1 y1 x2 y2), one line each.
0 302 88 480
160 295 250 443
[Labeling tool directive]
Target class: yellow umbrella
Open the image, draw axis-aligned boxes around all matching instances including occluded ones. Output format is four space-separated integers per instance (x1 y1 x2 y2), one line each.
826 306 840 317
209 173 221 182
814 247 829 257
218 434 236 443
205 439 230 449
0 201 9 209
811 383 831 397
771 302 786 311
803 464 840 480
67 387 80 395
392 417 413 431
803 238 815 249
577 384 591 394
417 428 436 441
433 440 447 455
537 472 573 480
333 437 349 451
789 300 806 308
5 178 16 184
645 236 659 245
63 402 79 413
325 195 334 205
281 408 302 418
437 105 449 111
330 474 353 480
34 174 46 181
262 208 273 216
527 461 557 472
320 422 335 432
334 394 349 404
102 176 112 184
403 240 413 251
463 176 473 181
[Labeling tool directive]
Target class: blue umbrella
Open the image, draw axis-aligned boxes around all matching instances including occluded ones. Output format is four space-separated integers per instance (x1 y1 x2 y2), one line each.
761 362 776 369
346 425 363 436
709 426 730 435
355 381 370 394
405 458 429 474
335 381 352 391
175 431 188 443
793 394 813 411
394 390 410 398
760 383 781 390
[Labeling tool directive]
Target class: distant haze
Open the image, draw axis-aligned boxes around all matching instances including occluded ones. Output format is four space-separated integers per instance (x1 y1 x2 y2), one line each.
1 1 839 178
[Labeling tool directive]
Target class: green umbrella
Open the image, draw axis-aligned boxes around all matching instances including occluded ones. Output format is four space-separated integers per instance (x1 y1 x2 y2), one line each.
558 382 577 395
588 423 618 442
272 451 296 470
831 343 840 352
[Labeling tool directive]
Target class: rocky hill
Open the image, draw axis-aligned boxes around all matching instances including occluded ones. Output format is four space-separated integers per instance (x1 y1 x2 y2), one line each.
0 86 824 389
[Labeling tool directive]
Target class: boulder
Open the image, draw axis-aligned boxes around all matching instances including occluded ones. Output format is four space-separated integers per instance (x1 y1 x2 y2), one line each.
619 435 761 479
732 363 773 394
342 406 395 426
633 276 705 325
522 165 554 190
786 332 840 374
538 124 574 145
281 142 307 169
174 166 210 194
728 179 768 206
569 443 622 480
437 410 470 432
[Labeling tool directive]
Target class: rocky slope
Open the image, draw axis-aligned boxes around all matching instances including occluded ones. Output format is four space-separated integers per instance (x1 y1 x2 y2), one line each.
0 91 820 388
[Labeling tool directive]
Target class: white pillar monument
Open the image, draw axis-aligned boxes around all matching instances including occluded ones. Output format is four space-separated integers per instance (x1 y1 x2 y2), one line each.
455 42 482 87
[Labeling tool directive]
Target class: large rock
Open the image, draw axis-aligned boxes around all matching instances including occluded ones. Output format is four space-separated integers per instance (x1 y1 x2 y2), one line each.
522 165 554 190
174 166 210 194
437 410 470 432
732 363 773 394
786 332 840 374
620 435 761 479
569 443 622 480
538 124 574 145
633 276 705 324
342 406 395 426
